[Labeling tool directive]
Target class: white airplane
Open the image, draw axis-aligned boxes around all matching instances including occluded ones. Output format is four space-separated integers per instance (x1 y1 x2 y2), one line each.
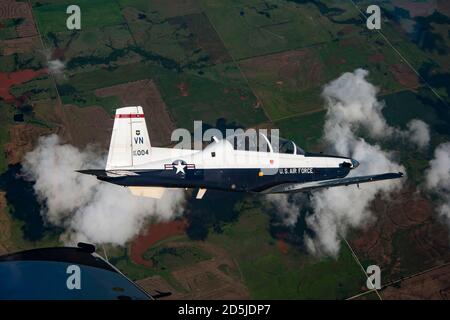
79 106 403 199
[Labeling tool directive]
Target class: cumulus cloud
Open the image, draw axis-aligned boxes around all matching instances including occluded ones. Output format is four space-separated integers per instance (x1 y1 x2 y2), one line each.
41 48 66 76
268 69 412 256
22 135 186 246
321 69 430 150
305 69 405 256
47 59 65 75
405 119 431 150
321 68 393 140
424 142 450 225
265 194 303 226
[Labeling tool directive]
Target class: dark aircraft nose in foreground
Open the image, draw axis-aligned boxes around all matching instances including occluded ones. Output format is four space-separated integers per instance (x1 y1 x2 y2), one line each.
0 243 172 300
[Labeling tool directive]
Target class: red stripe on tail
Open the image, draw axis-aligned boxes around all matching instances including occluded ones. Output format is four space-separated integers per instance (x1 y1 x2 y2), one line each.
115 114 145 118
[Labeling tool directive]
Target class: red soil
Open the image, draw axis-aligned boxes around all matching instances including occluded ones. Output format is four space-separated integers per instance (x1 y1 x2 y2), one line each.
0 68 47 103
275 232 289 254
176 82 189 97
51 48 65 61
369 54 385 63
390 63 420 89
130 219 188 267
277 240 289 255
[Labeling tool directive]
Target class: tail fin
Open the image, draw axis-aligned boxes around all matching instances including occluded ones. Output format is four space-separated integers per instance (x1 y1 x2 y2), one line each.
106 106 152 170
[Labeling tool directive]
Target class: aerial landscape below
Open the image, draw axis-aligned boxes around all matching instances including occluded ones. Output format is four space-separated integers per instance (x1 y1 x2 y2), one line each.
0 0 450 300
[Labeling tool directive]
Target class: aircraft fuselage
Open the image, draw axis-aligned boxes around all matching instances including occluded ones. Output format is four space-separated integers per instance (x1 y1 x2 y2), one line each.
84 143 356 193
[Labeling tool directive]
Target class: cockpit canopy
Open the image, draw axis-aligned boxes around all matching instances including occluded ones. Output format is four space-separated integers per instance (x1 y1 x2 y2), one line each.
223 132 305 155
278 137 305 155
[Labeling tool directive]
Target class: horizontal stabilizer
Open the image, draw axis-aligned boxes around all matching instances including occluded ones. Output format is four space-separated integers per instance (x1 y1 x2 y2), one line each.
77 169 107 178
262 172 404 194
77 170 139 178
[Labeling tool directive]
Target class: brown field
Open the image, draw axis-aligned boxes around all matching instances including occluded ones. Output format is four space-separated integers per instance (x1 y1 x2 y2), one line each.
2 99 116 165
0 68 48 103
337 25 358 37
437 0 450 17
95 79 176 147
3 123 54 164
390 63 420 89
55 104 113 149
0 192 12 256
1 36 40 55
130 219 187 267
393 0 438 17
137 241 250 300
369 53 385 63
30 99 113 150
350 187 450 283
0 0 37 37
240 48 323 92
136 275 185 299
381 263 450 299
0 0 29 19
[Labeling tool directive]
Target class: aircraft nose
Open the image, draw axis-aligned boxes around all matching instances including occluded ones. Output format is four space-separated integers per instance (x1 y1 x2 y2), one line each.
351 159 360 168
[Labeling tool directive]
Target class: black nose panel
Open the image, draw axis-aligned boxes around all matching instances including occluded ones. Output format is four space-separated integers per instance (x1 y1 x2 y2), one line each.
339 161 352 168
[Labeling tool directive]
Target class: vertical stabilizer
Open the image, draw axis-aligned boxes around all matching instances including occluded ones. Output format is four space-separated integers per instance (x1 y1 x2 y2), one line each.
106 106 152 170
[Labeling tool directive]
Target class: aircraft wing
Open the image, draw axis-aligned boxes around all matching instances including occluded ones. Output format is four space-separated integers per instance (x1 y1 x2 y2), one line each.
261 172 404 194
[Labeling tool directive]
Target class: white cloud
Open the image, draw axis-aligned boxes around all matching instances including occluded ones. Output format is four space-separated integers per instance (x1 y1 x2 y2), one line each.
22 135 186 246
424 142 450 225
265 193 304 226
269 69 407 256
321 69 393 140
405 119 431 149
305 69 405 256
48 59 65 75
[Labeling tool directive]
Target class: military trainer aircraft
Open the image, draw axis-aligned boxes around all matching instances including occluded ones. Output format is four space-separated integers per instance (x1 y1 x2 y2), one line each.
78 106 403 199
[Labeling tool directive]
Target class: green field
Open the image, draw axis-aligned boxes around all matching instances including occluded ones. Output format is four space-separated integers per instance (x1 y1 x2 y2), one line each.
155 65 268 128
143 244 212 270
380 88 450 183
238 27 428 120
33 0 125 35
202 0 336 60
109 246 167 282
0 51 45 73
58 84 121 114
109 203 366 299
0 18 20 40
10 75 56 102
110 240 195 292
0 103 13 174
275 110 326 151
208 207 365 299
42 24 139 74
123 0 203 18
56 59 267 127
5 211 61 251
